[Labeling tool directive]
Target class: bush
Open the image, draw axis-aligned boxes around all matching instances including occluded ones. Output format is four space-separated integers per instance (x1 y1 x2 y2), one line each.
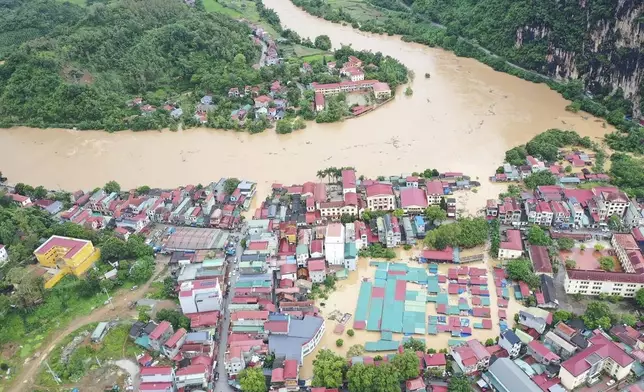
336 339 344 347
347 329 355 337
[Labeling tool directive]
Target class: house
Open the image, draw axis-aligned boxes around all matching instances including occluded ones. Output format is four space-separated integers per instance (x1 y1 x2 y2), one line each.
314 93 325 112
423 353 447 376
564 269 644 297
342 169 357 194
283 359 298 390
268 315 325 364
451 339 491 374
426 180 444 205
611 233 644 273
526 156 546 173
91 322 110 343
178 279 223 314
529 245 552 275
518 308 549 334
34 235 101 288
325 223 345 266
310 239 324 258
149 321 174 352
254 95 272 108
544 331 578 359
0 245 8 264
406 377 426 392
9 193 32 207
527 340 560 365
482 358 542 392
342 67 365 82
400 188 428 213
498 198 522 226
366 183 395 211
610 325 644 349
162 328 187 359
140 367 175 390
559 330 634 390
499 329 522 358
498 230 523 259
372 82 391 99
309 259 327 283
539 274 558 309
176 364 210 390
229 87 240 97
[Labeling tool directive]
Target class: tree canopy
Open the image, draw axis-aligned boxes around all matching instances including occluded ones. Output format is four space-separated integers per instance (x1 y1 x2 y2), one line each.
312 349 346 389
506 258 540 289
239 367 267 392
424 217 487 250
527 225 551 246
582 301 614 330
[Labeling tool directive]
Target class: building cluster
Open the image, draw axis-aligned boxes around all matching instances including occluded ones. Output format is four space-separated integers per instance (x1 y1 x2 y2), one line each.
126 97 184 119
252 25 281 66
491 154 610 185
447 313 643 392
228 82 289 124
4 179 256 236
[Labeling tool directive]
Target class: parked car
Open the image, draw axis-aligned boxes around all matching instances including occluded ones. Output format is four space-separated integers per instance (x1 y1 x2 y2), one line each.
214 372 219 381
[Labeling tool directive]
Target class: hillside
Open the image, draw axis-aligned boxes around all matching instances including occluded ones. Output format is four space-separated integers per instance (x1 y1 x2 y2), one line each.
0 0 261 131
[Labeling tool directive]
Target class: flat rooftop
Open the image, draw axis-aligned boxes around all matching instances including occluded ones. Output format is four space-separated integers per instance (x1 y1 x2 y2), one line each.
34 235 91 259
164 227 229 251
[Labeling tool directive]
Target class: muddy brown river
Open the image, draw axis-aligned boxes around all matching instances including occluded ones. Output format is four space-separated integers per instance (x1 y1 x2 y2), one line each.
0 0 610 207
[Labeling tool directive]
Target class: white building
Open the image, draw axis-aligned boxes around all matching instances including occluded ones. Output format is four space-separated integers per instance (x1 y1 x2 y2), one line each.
498 230 523 259
0 245 8 264
175 364 210 390
611 233 644 273
342 169 357 194
559 331 634 390
325 223 345 266
564 269 644 297
366 183 395 211
308 259 326 283
499 329 522 358
624 202 644 229
178 279 223 314
140 367 175 384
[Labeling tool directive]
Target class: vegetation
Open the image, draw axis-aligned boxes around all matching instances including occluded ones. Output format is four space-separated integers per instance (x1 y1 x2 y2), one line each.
582 301 614 330
359 243 396 259
506 258 540 289
239 367 267 392
314 34 332 50
553 310 573 324
424 217 488 250
312 349 347 389
565 259 576 269
598 256 615 272
527 225 551 246
425 205 447 224
404 86 413 96
346 344 366 358
524 171 557 190
347 329 355 337
557 238 575 251
336 338 344 347
489 219 500 257
403 337 426 352
156 309 191 330
448 374 473 392
347 350 419 392
636 288 644 308
609 153 644 199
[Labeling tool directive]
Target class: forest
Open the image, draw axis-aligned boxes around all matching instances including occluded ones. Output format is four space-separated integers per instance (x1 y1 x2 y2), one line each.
290 0 644 154
0 0 262 131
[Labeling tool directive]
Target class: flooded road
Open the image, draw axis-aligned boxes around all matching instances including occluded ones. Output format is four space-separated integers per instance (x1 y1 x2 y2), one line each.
0 0 612 207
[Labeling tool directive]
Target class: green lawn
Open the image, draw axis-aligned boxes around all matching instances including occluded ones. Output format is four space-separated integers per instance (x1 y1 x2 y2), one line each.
300 53 335 63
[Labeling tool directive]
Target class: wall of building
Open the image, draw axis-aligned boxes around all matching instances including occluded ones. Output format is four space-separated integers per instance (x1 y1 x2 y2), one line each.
564 276 643 297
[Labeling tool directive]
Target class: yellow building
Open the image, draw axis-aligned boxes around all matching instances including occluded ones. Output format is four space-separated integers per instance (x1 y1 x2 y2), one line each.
34 235 101 288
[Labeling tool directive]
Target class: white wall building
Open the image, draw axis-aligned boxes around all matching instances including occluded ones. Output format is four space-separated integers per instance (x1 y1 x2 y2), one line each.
564 269 644 297
179 279 223 314
325 223 345 266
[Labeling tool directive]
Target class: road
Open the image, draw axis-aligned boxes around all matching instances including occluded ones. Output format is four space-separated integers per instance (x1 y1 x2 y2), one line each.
214 237 244 392
13 258 169 392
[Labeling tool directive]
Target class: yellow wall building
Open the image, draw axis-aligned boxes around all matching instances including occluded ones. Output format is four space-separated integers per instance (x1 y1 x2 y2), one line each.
34 235 101 288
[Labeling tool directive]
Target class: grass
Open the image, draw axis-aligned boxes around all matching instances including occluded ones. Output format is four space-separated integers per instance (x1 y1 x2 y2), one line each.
326 0 385 22
204 0 281 37
300 53 335 63
57 0 86 5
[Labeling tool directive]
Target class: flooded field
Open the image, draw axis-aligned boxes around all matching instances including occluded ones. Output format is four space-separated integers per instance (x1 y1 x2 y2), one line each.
301 247 525 378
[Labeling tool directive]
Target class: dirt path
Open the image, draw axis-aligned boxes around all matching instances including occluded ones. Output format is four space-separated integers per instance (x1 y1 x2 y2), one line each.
12 258 168 392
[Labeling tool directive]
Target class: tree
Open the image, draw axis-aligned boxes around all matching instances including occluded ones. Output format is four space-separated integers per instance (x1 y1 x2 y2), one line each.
528 225 551 246
557 237 575 251
565 165 573 173
136 185 151 195
403 337 426 352
138 307 150 323
405 86 413 96
104 181 121 194
565 259 576 269
276 120 293 134
594 244 604 251
312 349 346 388
162 276 177 298
609 214 624 232
448 374 473 392
553 310 573 324
224 178 241 195
621 313 637 327
32 186 47 200
425 205 447 223
336 338 344 347
346 344 365 358
599 256 614 271
392 208 404 218
391 350 420 381
238 367 267 392
485 338 495 346
427 348 436 354
636 288 644 308
582 301 613 329
314 35 332 50
156 309 191 330
524 171 557 190
347 329 355 337
506 258 540 288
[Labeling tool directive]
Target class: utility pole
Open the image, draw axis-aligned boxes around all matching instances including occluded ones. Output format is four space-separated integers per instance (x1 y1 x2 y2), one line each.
103 287 114 310
45 361 61 384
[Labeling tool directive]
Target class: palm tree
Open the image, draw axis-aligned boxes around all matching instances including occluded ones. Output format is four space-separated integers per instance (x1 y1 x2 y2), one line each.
316 170 326 183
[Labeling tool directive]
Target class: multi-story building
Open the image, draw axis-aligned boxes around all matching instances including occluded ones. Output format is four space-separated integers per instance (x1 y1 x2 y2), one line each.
34 235 102 288
342 169 357 194
624 202 644 229
498 230 523 259
612 233 644 273
366 183 395 211
324 223 345 266
149 321 175 352
564 269 644 297
426 180 444 205
175 364 210 390
140 366 175 391
566 200 586 228
550 200 571 227
559 331 634 390
162 328 187 359
400 187 428 214
308 259 326 283
178 279 223 314
268 315 325 364
383 214 401 248
451 339 491 375
499 329 522 358
483 358 542 392
526 201 553 226
497 198 522 226
595 188 630 218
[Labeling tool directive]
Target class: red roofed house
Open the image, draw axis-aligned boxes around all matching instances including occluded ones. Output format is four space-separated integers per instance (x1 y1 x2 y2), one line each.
423 353 447 376
406 377 426 392
529 245 553 275
283 359 299 390
140 366 175 387
188 311 220 330
149 321 174 352
498 230 523 259
342 169 357 194
420 248 454 263
612 233 644 274
527 340 560 365
426 180 444 204
366 183 395 211
559 330 634 389
310 239 324 258
308 259 327 283
400 188 428 213
162 328 187 358
176 364 210 390
451 339 491 374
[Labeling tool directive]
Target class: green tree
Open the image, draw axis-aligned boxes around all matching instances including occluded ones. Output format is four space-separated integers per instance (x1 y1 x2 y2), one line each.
448 374 473 392
104 181 121 194
594 244 605 251
506 258 540 288
403 337 426 352
404 86 413 96
528 225 551 246
346 344 365 358
599 256 614 271
582 301 614 329
276 120 293 134
553 310 573 324
635 288 644 308
156 309 191 330
239 367 266 392
524 171 557 190
565 165 573 173
485 338 494 346
32 186 48 200
565 259 576 269
336 338 344 347
391 350 420 381
138 307 151 323
347 329 355 337
224 178 241 195
557 238 575 251
312 349 346 388
425 205 447 223
392 208 404 218
314 35 332 50
621 313 637 327
136 185 151 195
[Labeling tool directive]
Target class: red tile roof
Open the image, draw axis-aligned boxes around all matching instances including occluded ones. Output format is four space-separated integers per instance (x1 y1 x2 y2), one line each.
401 188 428 208
139 382 173 391
163 328 186 348
561 330 633 376
230 311 269 321
264 320 289 333
272 367 284 382
530 245 552 273
34 235 91 259
283 359 298 379
406 377 425 391
426 180 443 195
149 321 172 340
366 183 393 197
280 263 297 275
140 366 173 376
188 311 220 328
567 269 644 284
342 170 356 190
308 259 326 272
421 248 453 261
344 192 358 206
176 364 207 376
424 353 447 366
501 230 523 251
248 241 269 251
528 340 559 362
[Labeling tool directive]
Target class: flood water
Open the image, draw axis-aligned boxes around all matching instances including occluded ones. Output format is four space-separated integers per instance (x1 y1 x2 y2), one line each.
301 249 525 378
0 0 612 208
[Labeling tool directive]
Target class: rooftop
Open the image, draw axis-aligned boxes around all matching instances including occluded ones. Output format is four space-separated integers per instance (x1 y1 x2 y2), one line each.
366 183 393 197
501 230 523 251
400 188 428 208
34 235 92 259
561 330 634 376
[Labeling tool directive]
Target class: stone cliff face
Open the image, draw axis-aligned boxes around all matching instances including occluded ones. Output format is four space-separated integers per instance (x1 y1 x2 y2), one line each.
515 0 643 115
